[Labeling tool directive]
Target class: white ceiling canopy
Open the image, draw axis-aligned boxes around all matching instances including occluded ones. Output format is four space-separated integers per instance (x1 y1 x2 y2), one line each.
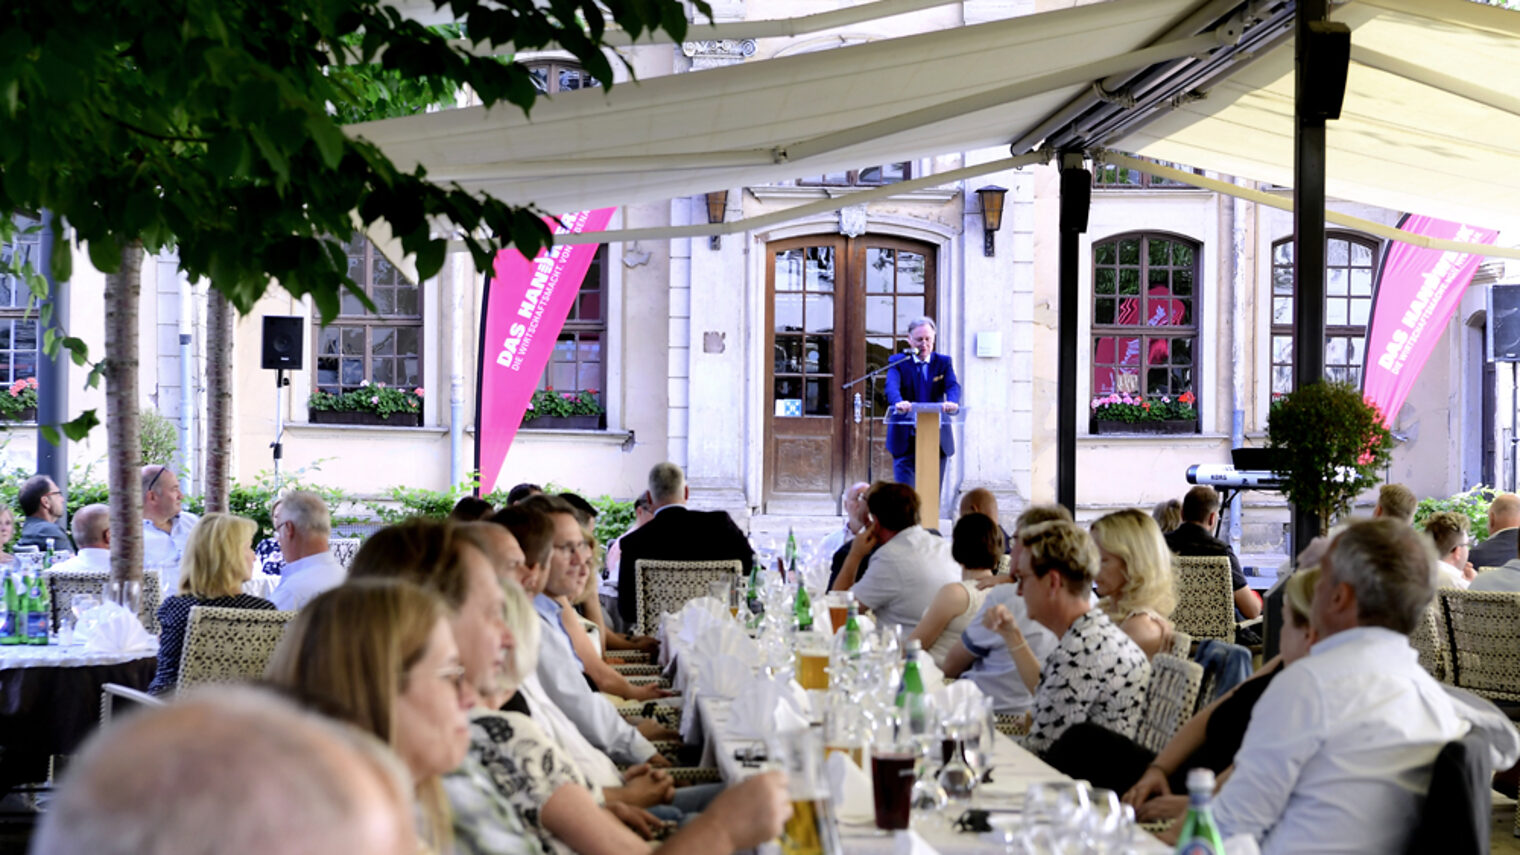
1115 0 1520 232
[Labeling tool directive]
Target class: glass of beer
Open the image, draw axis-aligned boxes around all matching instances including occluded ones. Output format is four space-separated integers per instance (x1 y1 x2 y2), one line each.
825 591 852 635
871 713 916 831
794 631 831 691
766 727 843 855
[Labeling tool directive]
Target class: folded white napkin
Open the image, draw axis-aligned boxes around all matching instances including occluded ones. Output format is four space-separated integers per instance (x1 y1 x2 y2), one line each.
893 829 942 855
728 675 810 739
81 603 156 656
697 653 749 698
676 597 727 647
932 679 989 720
825 751 874 824
697 622 761 668
917 655 946 694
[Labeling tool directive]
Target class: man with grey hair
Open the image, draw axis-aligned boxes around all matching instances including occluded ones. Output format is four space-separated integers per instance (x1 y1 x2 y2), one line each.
32 687 417 855
47 503 111 573
269 491 346 610
884 316 960 487
819 481 870 560
142 464 199 593
615 462 754 626
1196 518 1520 853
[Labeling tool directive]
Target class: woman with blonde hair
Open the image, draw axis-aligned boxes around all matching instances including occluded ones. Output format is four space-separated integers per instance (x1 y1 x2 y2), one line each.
1090 508 1177 659
147 513 275 694
267 579 475 855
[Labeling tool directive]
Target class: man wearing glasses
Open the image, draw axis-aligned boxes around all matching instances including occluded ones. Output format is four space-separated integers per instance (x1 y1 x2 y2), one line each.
142 465 200 594
17 474 68 550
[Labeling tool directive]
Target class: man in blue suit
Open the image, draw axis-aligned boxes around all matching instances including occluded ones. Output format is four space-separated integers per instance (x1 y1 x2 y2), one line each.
885 317 961 487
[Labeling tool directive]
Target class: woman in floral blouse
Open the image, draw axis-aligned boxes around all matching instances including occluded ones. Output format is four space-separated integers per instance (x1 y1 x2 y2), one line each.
981 518 1151 754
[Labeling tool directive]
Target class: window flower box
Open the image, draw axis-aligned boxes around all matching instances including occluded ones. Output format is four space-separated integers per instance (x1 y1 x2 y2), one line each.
523 414 602 430
0 378 38 422
1090 391 1198 435
308 382 424 427
522 388 604 431
1092 418 1196 435
310 409 422 427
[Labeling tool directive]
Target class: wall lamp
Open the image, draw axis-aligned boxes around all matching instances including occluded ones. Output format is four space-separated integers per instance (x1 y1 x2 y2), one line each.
976 185 1008 257
705 189 729 250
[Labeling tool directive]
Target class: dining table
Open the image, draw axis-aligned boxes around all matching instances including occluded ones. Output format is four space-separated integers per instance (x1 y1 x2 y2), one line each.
0 640 156 793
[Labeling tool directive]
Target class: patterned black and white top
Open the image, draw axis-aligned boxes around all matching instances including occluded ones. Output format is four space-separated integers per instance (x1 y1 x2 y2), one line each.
468 709 599 855
147 593 277 695
1022 609 1151 754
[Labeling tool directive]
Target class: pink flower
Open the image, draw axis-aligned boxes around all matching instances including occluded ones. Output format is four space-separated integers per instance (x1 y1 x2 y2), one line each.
1090 398 1101 410
527 401 535 411
1161 395 1170 403
376 382 386 388
414 387 425 397
369 396 379 404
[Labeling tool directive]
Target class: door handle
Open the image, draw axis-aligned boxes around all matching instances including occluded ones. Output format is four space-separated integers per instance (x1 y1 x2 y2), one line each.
854 393 863 424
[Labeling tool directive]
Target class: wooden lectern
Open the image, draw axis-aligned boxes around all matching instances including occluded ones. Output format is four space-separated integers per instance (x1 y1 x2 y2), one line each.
888 402 964 525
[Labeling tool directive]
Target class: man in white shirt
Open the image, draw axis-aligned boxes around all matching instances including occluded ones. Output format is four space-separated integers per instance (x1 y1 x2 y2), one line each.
141 465 199 594
1422 510 1473 590
1200 518 1520 854
47 504 111 574
269 491 346 611
817 481 870 560
832 481 960 631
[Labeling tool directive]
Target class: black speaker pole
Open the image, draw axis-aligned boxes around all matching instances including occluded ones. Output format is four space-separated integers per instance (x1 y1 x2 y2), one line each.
1056 154 1091 513
272 368 288 489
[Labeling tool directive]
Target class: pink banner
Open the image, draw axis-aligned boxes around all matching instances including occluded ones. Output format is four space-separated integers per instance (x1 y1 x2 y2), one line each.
1362 214 1498 425
475 209 615 495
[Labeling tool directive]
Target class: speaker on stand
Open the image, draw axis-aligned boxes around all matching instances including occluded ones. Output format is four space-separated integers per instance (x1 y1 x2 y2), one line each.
261 316 304 488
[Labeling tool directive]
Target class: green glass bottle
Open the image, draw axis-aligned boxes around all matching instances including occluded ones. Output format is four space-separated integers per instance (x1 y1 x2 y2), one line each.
43 537 55 571
1174 769 1226 855
0 574 18 645
26 573 49 645
15 574 33 646
784 527 798 579
793 581 813 631
842 602 863 655
895 639 925 707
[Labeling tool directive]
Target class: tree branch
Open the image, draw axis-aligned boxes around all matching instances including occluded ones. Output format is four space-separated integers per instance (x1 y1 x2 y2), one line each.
101 111 212 144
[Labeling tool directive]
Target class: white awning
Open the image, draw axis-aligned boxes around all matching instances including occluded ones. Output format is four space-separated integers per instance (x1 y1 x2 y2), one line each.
349 0 1209 214
1117 0 1520 231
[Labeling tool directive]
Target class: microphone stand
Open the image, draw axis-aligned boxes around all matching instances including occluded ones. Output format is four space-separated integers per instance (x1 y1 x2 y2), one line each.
842 353 911 484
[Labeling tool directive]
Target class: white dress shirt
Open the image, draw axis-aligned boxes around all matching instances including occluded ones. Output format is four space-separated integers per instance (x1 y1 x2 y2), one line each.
144 512 200 595
531 594 656 765
518 674 624 790
46 547 111 575
1213 626 1471 854
1434 559 1469 590
270 550 346 611
849 525 961 631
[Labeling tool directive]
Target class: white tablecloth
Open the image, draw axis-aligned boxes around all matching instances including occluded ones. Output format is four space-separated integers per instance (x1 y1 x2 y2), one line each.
0 639 157 670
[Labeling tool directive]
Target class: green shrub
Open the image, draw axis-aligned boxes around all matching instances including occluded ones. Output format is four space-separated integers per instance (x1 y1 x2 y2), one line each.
591 494 636 545
1267 382 1393 534
140 409 179 467
1414 486 1494 544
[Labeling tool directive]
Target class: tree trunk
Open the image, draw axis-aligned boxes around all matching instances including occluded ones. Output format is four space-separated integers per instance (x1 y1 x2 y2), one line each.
105 241 144 584
204 288 233 513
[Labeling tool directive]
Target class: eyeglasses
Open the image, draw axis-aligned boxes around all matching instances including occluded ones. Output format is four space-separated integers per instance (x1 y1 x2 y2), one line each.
144 467 166 495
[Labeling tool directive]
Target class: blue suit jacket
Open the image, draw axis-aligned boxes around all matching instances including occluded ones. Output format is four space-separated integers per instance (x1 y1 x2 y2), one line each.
884 352 961 458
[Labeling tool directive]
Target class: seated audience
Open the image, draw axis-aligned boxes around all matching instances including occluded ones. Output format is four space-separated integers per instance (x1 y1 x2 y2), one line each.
507 482 544 505
0 504 16 563
17 474 68 550
1467 542 1520 592
959 487 1013 556
142 465 200 593
1372 482 1417 524
48 503 110 573
600 492 652 634
1468 492 1520 570
1038 567 1320 804
819 481 871 562
907 513 1003 669
451 496 496 522
31 686 417 855
1092 509 1176 659
1422 510 1473 589
1165 486 1261 619
148 513 276 695
828 482 878 589
615 463 753 627
942 505 1070 713
1151 499 1182 535
269 491 346 610
982 519 1150 754
1185 518 1520 852
831 482 960 632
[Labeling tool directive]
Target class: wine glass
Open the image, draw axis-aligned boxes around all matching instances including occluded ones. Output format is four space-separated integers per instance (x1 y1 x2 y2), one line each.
935 715 978 800
1083 788 1128 854
904 692 948 819
1024 781 1091 851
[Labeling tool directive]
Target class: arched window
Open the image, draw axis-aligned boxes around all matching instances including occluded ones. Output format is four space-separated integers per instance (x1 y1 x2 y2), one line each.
314 237 422 395
1090 233 1200 431
1269 232 1379 396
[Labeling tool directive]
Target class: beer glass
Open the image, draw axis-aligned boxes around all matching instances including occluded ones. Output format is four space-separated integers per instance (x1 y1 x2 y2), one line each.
824 591 852 635
794 630 831 692
767 727 843 855
870 709 916 831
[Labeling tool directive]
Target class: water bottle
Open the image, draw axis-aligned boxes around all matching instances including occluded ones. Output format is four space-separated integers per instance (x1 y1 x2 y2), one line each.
1173 768 1226 854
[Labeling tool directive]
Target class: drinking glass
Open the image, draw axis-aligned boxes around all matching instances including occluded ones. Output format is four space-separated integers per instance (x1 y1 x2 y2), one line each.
935 715 978 801
824 590 852 635
1024 781 1091 852
903 692 948 818
1083 789 1127 854
103 580 143 613
871 709 916 831
707 577 731 607
960 695 996 784
727 582 745 620
766 727 843 855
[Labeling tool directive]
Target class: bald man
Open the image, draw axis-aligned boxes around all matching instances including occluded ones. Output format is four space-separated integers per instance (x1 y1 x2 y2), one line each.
1469 493 1520 570
47 503 111 574
959 487 1013 556
32 687 416 855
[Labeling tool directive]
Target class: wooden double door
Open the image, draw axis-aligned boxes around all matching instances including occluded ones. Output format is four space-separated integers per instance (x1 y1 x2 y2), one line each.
763 234 938 514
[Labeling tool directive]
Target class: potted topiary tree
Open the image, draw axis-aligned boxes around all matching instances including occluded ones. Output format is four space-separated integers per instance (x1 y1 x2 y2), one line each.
1267 382 1394 534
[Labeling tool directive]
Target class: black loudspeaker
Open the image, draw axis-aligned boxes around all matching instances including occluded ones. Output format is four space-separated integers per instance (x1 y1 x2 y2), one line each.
261 315 304 370
1489 285 1520 362
1059 167 1091 233
1302 21 1352 121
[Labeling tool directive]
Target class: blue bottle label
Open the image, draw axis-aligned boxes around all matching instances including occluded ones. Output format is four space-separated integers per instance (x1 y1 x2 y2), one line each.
25 611 48 640
0 613 12 637
1178 842 1218 855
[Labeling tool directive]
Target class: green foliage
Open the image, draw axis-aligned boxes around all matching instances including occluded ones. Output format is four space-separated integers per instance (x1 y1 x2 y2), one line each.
1414 486 1494 544
365 482 477 525
64 475 112 521
527 388 605 419
590 494 636 545
0 0 706 440
1266 382 1394 534
0 376 37 419
139 408 179 467
1090 390 1196 424
309 382 424 418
